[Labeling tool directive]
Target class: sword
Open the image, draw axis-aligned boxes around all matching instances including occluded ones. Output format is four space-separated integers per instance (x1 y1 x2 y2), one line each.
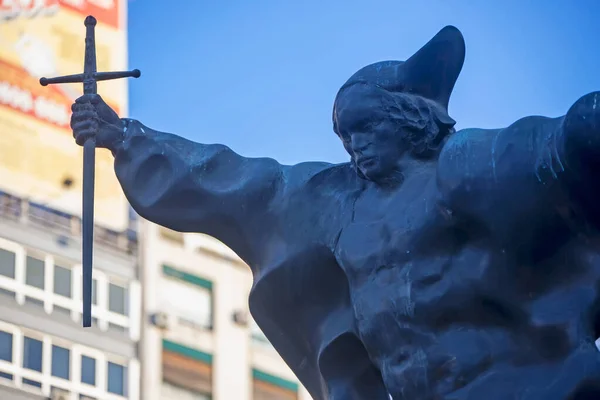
40 15 141 327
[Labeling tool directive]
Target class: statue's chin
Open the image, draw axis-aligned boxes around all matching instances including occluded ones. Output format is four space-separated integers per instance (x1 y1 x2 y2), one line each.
357 165 405 187
359 166 386 183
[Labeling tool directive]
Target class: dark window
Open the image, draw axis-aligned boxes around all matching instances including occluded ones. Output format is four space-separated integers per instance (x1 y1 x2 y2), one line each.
51 345 70 379
81 355 96 385
53 265 72 297
25 297 44 308
107 362 127 396
0 372 12 380
53 306 71 316
22 378 41 387
22 337 42 372
25 256 45 289
108 323 126 333
0 248 15 278
0 331 12 362
108 283 128 316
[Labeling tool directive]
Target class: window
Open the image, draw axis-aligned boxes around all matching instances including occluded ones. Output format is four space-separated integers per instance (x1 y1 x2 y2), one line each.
51 345 70 379
0 321 136 399
108 283 128 316
23 377 41 388
81 355 96 386
252 369 299 400
22 336 42 372
53 265 72 297
107 362 127 396
0 331 12 361
160 266 213 329
0 248 15 278
25 256 45 289
0 239 138 338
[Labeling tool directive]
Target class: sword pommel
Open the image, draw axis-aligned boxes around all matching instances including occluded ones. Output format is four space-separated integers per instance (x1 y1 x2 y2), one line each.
84 15 97 27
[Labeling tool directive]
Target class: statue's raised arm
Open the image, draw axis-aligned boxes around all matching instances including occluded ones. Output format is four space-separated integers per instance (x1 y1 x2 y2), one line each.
70 94 291 264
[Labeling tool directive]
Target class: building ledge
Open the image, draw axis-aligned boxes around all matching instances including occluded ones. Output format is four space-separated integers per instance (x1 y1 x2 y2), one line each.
0 381 45 400
0 190 137 257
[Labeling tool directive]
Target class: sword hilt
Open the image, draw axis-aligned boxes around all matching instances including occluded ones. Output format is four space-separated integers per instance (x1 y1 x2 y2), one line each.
84 15 98 95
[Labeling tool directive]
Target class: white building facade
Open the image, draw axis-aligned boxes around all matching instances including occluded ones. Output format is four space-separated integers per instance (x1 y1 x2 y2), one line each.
139 221 313 400
0 190 142 400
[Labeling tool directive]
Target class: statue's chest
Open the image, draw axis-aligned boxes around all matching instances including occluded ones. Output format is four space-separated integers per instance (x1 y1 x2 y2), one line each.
335 173 447 282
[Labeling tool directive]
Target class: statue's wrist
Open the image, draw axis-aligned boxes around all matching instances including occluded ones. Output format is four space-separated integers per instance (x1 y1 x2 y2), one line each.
108 118 135 155
121 118 134 135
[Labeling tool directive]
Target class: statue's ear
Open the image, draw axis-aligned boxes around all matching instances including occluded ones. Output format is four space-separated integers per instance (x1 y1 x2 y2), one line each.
402 26 466 110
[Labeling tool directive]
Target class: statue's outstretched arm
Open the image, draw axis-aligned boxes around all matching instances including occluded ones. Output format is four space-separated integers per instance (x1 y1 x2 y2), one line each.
99 117 283 265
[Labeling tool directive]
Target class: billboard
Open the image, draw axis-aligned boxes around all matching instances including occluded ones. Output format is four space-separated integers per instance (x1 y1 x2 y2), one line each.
0 0 129 231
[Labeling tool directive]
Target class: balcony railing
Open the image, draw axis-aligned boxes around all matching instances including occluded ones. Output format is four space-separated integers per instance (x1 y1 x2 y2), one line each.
0 190 137 255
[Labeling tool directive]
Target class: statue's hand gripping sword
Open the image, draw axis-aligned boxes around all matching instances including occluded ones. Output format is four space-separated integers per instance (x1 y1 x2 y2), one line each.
40 15 141 327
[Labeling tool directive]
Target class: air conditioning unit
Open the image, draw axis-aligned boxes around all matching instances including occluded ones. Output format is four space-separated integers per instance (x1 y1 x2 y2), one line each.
50 387 70 400
232 310 249 326
150 311 169 329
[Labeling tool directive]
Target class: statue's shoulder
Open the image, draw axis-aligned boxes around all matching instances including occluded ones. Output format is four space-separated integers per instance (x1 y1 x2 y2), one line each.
437 127 502 188
437 116 564 200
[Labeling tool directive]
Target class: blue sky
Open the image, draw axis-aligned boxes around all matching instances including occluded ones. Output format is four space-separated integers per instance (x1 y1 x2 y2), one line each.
127 1 600 165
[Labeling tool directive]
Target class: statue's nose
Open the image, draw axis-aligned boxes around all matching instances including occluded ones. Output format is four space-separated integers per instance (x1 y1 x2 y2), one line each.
351 134 370 154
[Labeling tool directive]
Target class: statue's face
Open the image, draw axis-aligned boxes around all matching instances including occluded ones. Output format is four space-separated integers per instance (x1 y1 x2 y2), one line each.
334 85 408 182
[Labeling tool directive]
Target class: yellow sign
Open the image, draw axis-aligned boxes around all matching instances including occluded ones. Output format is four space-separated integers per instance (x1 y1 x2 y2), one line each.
0 0 129 231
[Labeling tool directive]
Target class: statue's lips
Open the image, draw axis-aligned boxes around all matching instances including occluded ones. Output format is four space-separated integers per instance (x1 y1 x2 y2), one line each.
357 156 377 167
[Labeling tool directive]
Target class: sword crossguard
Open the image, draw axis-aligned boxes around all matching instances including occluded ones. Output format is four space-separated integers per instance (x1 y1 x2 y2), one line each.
40 15 141 91
39 69 141 87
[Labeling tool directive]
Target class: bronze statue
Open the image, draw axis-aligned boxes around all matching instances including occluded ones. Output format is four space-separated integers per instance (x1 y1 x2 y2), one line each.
70 26 600 399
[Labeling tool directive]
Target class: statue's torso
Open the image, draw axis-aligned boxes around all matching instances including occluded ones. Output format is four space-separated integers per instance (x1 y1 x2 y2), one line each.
332 124 600 399
334 164 488 390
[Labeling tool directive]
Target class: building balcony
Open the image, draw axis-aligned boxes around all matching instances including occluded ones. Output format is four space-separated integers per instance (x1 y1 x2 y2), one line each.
0 190 137 256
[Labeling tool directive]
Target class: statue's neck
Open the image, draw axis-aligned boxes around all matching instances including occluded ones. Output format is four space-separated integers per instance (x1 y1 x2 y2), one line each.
371 156 437 189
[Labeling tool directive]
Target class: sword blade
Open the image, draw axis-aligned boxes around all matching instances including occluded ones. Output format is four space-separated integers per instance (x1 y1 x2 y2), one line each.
82 139 95 327
82 15 97 328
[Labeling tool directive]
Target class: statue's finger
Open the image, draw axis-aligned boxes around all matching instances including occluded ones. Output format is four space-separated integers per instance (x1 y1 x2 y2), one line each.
72 110 96 122
75 94 96 104
74 128 96 146
71 119 95 133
